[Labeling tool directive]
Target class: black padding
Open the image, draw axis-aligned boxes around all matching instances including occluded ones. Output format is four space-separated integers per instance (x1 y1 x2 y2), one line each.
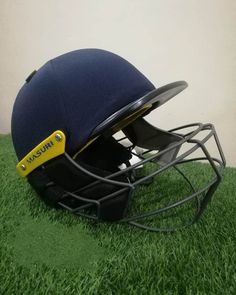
28 135 132 221
123 118 183 165
27 169 65 207
77 135 132 172
44 153 130 220
99 192 129 221
44 155 99 192
123 118 182 149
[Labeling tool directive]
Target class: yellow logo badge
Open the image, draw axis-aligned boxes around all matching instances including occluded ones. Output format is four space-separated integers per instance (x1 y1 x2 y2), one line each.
16 130 66 177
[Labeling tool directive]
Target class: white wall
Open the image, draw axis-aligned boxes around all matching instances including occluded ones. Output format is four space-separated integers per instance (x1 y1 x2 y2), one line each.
0 0 235 165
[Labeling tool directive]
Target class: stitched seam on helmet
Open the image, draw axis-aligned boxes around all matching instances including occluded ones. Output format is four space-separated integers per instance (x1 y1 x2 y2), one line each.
49 60 70 141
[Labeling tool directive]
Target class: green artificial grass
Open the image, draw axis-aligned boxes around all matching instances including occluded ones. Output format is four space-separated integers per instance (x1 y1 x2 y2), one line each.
0 134 236 294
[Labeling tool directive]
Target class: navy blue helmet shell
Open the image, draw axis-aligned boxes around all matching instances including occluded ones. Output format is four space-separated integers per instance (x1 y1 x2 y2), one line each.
11 48 225 232
11 49 155 160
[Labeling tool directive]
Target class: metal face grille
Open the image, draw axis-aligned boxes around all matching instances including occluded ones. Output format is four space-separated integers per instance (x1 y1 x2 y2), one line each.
58 123 225 232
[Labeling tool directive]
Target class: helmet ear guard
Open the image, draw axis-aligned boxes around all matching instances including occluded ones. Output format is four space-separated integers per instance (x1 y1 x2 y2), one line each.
27 136 133 221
